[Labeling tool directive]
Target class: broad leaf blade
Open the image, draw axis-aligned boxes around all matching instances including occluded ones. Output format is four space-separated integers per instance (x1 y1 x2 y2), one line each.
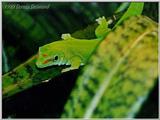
61 15 158 118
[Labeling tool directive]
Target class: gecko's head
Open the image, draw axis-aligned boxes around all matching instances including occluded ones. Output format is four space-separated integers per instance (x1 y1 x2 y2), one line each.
36 45 65 68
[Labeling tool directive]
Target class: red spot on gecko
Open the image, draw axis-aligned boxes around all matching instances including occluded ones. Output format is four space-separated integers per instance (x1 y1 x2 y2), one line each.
42 54 48 57
43 60 49 64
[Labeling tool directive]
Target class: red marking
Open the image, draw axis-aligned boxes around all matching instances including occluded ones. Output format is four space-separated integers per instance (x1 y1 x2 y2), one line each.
42 54 48 57
43 60 49 64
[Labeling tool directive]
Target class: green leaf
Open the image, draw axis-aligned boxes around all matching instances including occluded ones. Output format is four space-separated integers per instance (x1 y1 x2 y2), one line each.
2 56 63 99
61 15 158 118
114 2 144 28
115 2 130 13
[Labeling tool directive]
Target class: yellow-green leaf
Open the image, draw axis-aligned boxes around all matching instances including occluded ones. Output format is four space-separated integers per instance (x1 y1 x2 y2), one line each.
61 15 158 118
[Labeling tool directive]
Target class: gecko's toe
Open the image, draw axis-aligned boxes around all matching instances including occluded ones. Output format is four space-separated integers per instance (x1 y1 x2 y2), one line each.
61 33 71 40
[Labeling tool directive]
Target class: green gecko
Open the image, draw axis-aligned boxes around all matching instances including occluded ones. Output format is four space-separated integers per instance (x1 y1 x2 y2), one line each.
36 16 111 72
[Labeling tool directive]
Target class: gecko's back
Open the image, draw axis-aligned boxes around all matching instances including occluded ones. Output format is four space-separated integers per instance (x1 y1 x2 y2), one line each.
49 39 100 64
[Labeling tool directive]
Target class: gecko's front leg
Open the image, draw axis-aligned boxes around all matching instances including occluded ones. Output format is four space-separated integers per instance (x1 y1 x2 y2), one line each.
62 56 82 73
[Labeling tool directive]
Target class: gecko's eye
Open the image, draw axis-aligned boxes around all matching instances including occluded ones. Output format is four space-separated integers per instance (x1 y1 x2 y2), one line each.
54 56 58 61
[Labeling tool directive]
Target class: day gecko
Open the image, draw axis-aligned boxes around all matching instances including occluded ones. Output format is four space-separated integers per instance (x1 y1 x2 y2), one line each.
36 16 111 72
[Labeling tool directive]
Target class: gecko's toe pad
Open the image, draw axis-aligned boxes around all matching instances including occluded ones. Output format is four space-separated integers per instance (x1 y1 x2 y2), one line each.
61 33 71 40
95 16 106 25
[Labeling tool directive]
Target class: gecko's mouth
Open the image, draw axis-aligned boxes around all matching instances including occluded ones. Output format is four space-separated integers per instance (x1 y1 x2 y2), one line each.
36 58 71 69
36 64 71 70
